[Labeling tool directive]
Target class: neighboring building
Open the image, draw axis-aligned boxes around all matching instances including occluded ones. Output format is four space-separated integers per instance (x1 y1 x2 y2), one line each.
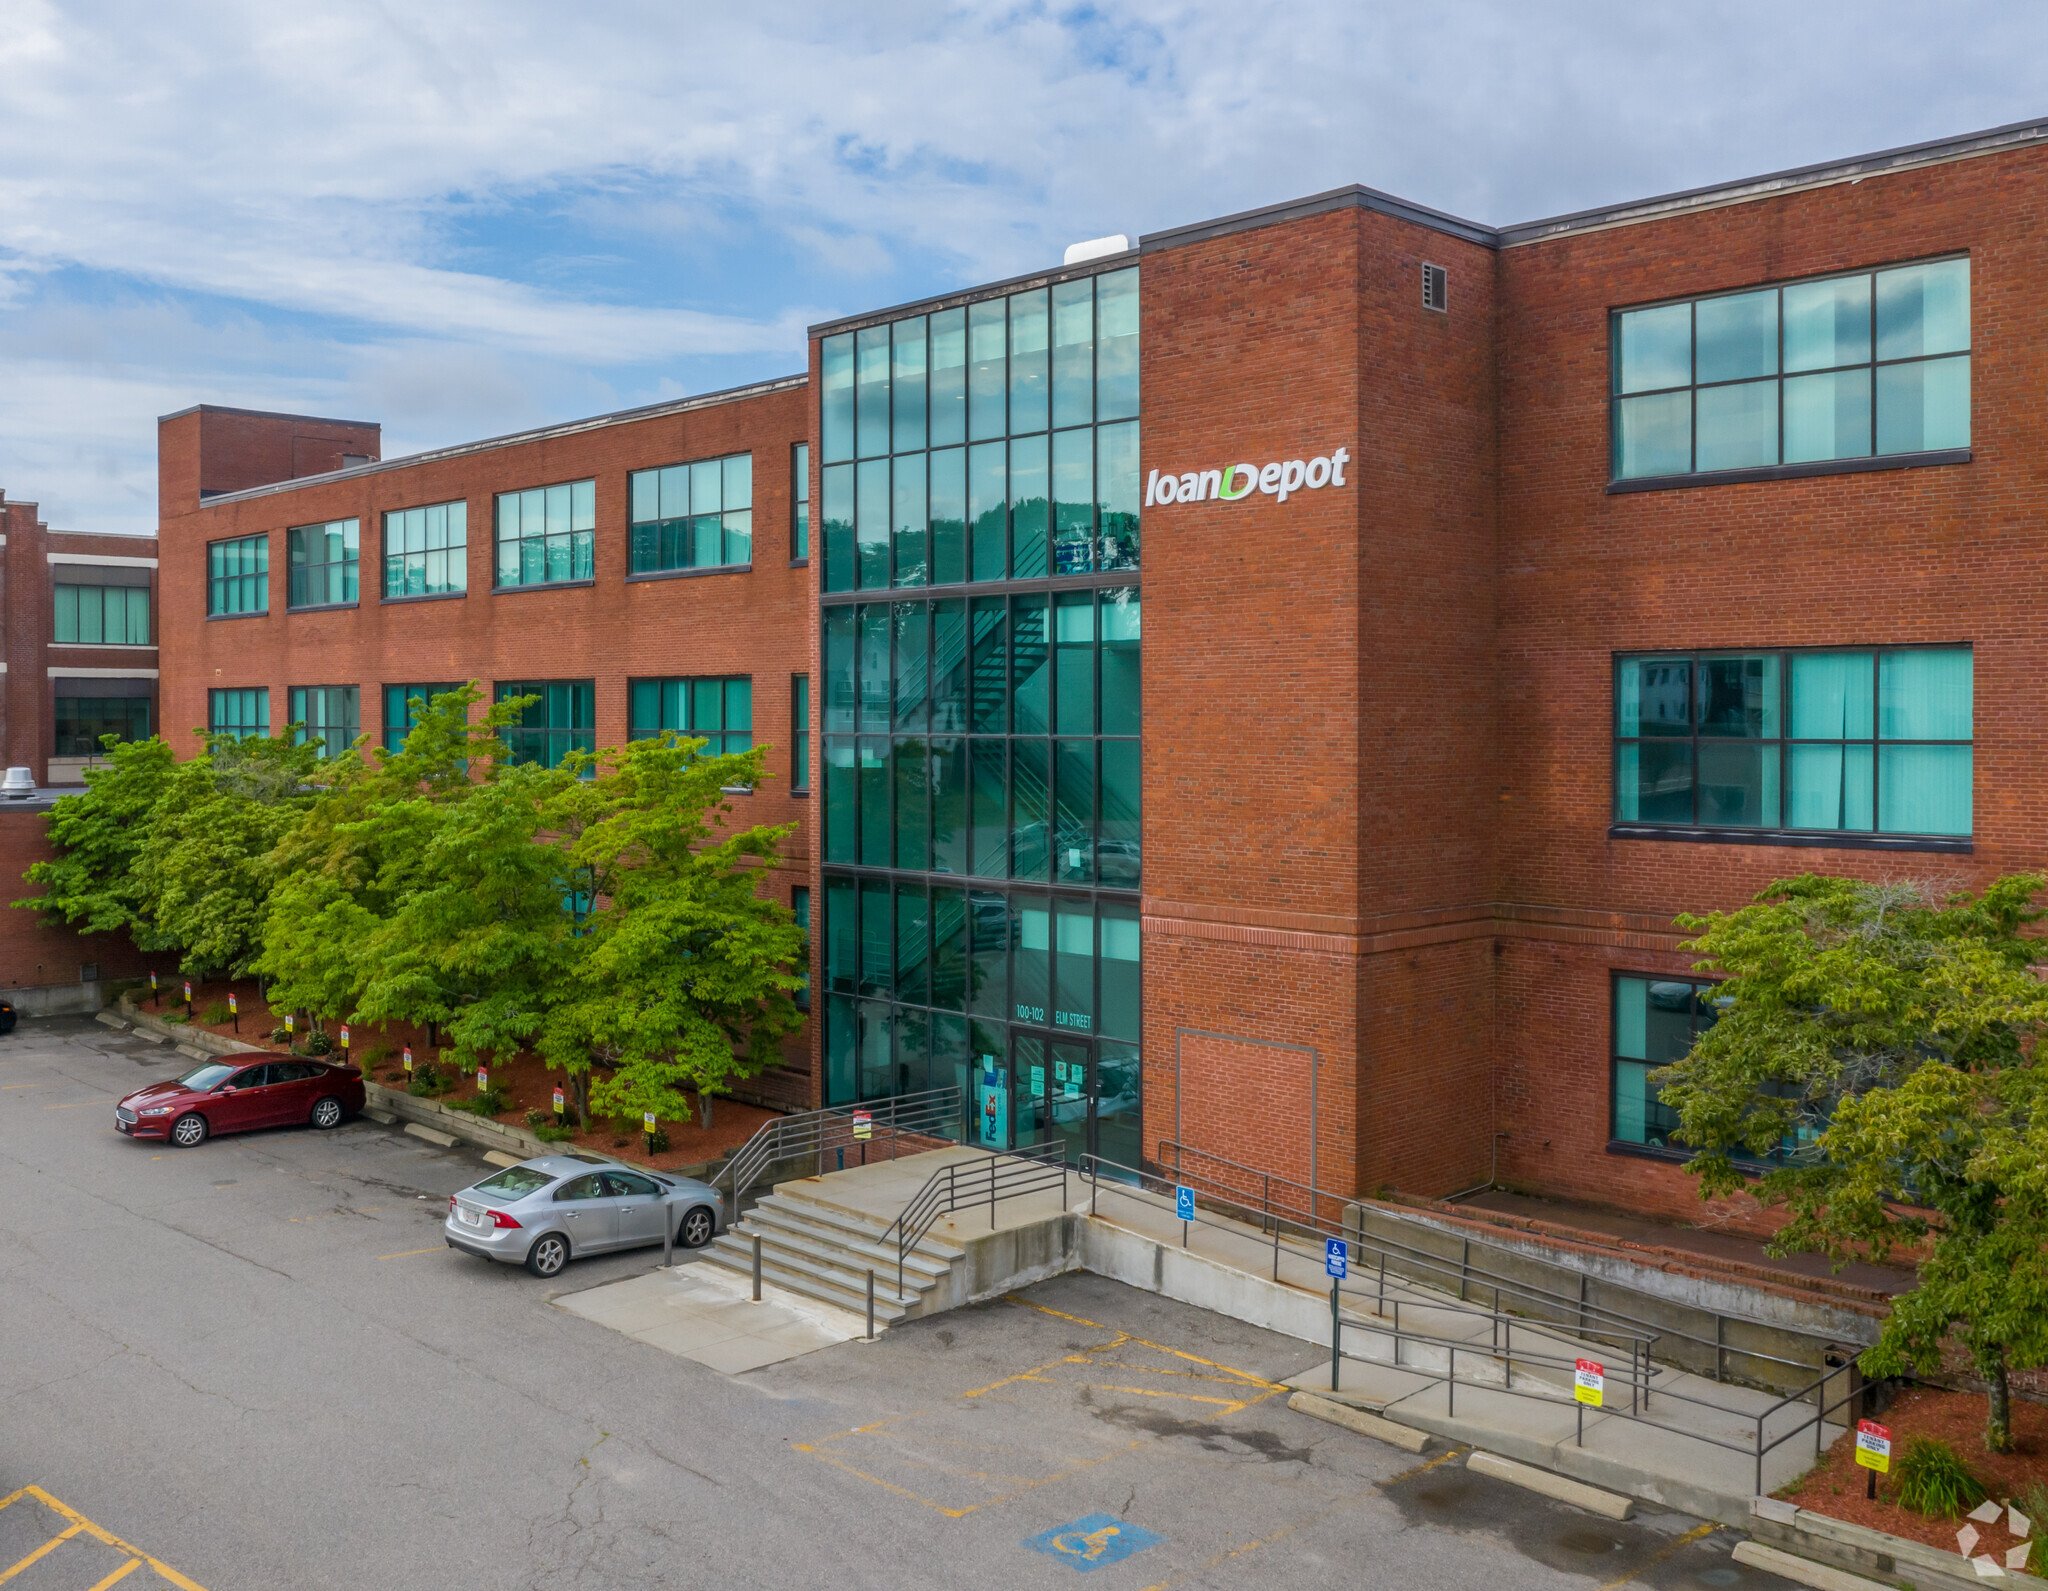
0 491 159 786
144 117 2048 1225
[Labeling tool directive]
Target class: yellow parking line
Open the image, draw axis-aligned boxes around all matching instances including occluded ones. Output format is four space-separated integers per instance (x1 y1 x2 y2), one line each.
0 1487 26 1512
43 1101 101 1110
86 1560 143 1591
375 1247 443 1260
1381 1444 1467 1487
0 1524 83 1583
15 1487 207 1591
1596 1522 1715 1590
0 1081 48 1090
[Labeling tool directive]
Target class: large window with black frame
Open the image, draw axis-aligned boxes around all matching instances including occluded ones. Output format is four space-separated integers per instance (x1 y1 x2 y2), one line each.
816 263 1141 1171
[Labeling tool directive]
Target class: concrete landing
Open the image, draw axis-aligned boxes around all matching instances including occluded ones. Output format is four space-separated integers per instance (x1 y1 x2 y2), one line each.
553 1262 869 1372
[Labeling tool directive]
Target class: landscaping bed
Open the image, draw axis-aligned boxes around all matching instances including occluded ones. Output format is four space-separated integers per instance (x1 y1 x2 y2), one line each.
145 978 778 1175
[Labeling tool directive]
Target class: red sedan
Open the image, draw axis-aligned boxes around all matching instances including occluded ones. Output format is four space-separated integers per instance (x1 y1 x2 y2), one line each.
115 1057 366 1147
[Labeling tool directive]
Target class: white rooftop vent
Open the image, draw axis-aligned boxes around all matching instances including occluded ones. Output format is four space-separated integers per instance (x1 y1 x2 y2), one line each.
1063 234 1131 267
2 767 35 799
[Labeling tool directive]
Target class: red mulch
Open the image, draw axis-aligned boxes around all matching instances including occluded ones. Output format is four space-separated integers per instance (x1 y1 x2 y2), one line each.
1779 1384 2048 1567
153 978 777 1172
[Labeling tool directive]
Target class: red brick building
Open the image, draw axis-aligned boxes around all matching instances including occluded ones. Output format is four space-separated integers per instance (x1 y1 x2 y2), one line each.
138 118 2047 1223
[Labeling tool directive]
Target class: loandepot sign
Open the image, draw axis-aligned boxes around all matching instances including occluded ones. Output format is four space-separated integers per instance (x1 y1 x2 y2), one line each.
1144 447 1351 507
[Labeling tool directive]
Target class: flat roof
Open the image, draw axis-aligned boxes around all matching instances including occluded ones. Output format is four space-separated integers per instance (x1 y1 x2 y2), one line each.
157 402 382 429
194 373 807 509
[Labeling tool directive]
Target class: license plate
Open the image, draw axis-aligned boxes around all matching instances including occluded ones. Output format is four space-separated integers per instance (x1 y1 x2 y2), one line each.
116 1119 133 1134
458 1205 483 1226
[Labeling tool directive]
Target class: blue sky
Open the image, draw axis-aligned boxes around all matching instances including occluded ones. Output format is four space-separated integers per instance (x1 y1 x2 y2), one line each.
2 0 2045 534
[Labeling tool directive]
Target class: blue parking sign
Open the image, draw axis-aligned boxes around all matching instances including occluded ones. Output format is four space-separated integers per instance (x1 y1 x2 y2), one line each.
1325 1238 1349 1279
1174 1185 1195 1222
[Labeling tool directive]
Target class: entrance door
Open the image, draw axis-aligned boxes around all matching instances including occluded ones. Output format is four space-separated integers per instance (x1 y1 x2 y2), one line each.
1046 1039 1092 1168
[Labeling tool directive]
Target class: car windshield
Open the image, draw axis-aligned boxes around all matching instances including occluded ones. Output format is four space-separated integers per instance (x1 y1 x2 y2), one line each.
177 1062 237 1090
472 1167 557 1198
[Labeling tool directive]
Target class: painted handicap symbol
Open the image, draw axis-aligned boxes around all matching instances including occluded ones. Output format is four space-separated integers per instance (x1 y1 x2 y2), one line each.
1024 1513 1163 1573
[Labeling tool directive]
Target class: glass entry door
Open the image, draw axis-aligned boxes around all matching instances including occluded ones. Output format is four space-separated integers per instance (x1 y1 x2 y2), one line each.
1005 1032 1141 1172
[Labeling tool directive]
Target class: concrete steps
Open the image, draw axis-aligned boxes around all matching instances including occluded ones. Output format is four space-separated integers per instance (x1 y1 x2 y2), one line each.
696 1186 967 1326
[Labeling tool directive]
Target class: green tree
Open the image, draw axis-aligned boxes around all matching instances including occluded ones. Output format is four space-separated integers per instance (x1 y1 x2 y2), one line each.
536 734 804 1131
15 736 177 947
1658 873 2048 1452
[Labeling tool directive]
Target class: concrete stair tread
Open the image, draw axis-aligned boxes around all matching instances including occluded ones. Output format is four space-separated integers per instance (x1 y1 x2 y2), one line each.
705 1234 920 1304
697 1249 911 1320
740 1205 957 1280
760 1189 969 1261
721 1228 942 1297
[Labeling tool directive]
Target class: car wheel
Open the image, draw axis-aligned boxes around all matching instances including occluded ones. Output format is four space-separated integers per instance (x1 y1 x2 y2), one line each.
677 1206 716 1250
525 1233 570 1278
309 1096 343 1130
170 1113 208 1148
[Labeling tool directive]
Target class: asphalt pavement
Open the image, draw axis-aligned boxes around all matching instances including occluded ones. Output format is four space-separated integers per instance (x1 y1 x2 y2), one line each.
0 1016 1796 1590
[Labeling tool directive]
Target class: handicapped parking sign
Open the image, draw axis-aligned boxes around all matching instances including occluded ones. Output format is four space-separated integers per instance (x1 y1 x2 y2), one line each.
1024 1514 1163 1573
1174 1185 1195 1222
1325 1238 1349 1279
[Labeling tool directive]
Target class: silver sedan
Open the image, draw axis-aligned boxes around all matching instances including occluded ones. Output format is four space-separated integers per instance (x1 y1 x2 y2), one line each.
443 1153 724 1278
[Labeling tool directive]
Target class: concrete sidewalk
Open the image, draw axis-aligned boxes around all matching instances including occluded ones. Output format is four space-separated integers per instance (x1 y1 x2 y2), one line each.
553 1260 871 1373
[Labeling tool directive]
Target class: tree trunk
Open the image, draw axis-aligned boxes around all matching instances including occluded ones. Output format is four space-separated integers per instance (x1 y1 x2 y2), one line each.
698 1090 713 1130
571 1072 591 1132
1981 1345 2013 1453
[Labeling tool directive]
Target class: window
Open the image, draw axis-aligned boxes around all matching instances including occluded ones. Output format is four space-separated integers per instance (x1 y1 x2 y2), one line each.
627 454 751 575
53 583 150 645
495 680 594 768
1611 975 1718 1154
382 501 468 598
792 443 810 561
627 677 751 755
209 688 270 742
792 886 811 1010
1613 257 1970 482
287 519 360 609
289 685 360 760
207 534 268 617
382 682 461 754
1614 647 1971 841
52 696 151 756
495 481 595 588
791 674 810 791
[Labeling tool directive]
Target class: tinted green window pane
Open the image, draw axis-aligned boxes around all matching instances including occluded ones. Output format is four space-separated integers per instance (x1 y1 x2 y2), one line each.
690 678 722 734
892 457 928 587
1051 427 1094 575
968 441 1007 582
1054 739 1095 884
826 994 856 1104
1879 648 1971 740
1096 420 1139 573
1613 1060 1650 1143
857 1000 894 1100
969 740 1008 878
824 607 857 733
859 880 892 996
1789 652 1874 739
930 599 967 733
1875 259 1969 360
1695 379 1777 472
53 585 79 642
1051 279 1094 429
969 597 1008 734
1099 740 1140 887
1787 744 1875 831
968 299 1006 441
1783 369 1872 463
929 446 966 586
858 740 891 866
792 675 809 789
723 508 752 566
793 444 810 561
1013 899 1050 1025
894 739 929 871
1614 741 1693 823
631 470 660 524
891 317 927 454
857 604 890 731
1879 744 1970 835
1095 269 1139 421
1012 596 1049 736
1695 289 1777 384
1616 302 1691 393
931 886 966 1011
1100 589 1140 738
724 453 752 511
929 307 967 448
824 741 857 861
1616 658 1691 736
1012 738 1050 881
1053 900 1094 1032
1010 434 1048 578
823 463 856 592
1697 655 1779 737
856 459 891 589
892 602 928 731
895 884 930 1008
1099 903 1140 1040
1875 355 1969 454
1696 742 1779 827
1783 275 1871 372
1615 391 1691 478
1054 591 1095 734
628 680 659 739
968 890 1007 1018
930 735 967 875
1008 289 1049 435
855 324 891 459
571 479 595 529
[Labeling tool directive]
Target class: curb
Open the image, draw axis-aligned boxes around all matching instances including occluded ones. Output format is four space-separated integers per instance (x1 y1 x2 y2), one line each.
1732 1541 1894 1591
1466 1450 1635 1520
1287 1391 1431 1453
403 1122 459 1148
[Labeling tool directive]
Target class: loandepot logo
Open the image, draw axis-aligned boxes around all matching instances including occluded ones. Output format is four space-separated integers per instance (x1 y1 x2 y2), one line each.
1143 447 1351 507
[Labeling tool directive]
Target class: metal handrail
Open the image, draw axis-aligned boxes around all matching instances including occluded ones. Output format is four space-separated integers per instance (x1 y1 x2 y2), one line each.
1157 1137 1822 1384
711 1086 961 1217
882 1142 1069 1295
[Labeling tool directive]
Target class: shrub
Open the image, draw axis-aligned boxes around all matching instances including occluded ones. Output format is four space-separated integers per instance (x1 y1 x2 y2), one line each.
407 1061 448 1098
199 1001 233 1025
269 1025 292 1044
301 1029 333 1056
645 1125 671 1155
159 1009 187 1025
523 1108 548 1130
355 1044 390 1069
534 1123 573 1144
1893 1436 1987 1519
450 1083 509 1117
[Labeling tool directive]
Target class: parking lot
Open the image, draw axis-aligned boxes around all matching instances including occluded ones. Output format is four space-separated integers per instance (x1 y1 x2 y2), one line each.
0 1017 1794 1590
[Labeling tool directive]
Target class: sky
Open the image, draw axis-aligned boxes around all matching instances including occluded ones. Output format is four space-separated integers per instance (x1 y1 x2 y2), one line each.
2 0 2044 535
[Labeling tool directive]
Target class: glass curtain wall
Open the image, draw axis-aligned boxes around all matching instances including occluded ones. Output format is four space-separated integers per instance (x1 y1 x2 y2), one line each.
818 266 1141 1168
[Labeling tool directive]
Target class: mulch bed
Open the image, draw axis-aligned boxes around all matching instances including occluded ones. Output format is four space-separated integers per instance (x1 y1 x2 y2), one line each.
1778 1384 2048 1567
148 978 777 1173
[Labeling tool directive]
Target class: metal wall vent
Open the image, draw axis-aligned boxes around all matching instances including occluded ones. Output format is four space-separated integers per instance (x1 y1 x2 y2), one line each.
1422 262 1448 313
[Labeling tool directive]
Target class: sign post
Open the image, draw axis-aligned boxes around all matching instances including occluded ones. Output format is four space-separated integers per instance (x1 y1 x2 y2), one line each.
402 1044 413 1078
182 979 192 1008
338 1024 350 1060
475 1064 488 1095
1855 1419 1892 1501
1574 1357 1603 1446
284 1011 295 1045
1326 1239 1349 1390
551 1086 565 1128
149 970 158 1009
228 991 239 1033
643 1110 657 1158
1174 1185 1195 1248
852 1109 872 1163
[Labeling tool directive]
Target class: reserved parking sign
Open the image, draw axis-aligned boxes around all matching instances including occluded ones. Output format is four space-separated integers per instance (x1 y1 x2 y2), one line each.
1573 1358 1604 1408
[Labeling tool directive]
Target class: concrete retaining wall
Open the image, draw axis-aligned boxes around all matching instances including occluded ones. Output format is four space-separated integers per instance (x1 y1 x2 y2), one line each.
1750 1499 1983 1591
